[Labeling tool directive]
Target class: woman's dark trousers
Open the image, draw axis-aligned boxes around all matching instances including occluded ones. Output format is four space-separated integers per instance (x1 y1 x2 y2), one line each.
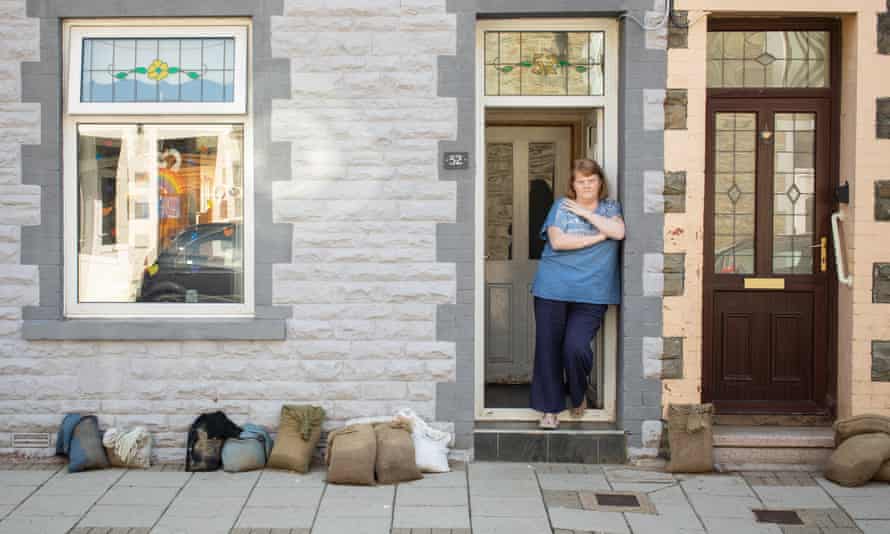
530 297 608 414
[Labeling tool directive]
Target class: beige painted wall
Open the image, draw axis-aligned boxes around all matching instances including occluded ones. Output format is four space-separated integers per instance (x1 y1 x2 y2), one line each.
664 0 890 417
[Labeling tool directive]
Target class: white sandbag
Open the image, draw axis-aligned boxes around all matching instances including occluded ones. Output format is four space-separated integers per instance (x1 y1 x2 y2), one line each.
393 408 451 473
103 426 152 469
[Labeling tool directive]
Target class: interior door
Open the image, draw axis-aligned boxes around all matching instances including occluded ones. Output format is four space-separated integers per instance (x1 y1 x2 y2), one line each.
703 99 832 413
484 126 571 387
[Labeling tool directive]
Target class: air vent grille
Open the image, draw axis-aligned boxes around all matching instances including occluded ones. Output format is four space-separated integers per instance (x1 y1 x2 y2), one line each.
12 432 51 448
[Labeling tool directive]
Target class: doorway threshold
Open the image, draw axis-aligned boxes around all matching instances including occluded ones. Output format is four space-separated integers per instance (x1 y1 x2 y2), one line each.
474 426 626 464
713 425 834 472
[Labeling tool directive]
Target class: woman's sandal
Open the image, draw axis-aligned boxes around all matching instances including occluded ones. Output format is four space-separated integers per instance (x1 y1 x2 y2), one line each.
538 413 559 430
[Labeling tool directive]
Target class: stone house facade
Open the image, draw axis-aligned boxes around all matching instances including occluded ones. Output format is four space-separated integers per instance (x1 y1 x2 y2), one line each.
0 0 888 464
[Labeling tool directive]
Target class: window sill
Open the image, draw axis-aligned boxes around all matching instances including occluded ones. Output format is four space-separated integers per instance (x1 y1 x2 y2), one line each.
22 317 286 341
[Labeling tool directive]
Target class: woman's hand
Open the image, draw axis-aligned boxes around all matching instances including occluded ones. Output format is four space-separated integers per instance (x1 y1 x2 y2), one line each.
563 199 626 241
563 199 595 222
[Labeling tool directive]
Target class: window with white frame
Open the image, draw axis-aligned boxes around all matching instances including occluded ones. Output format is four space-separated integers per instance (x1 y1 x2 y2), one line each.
63 20 253 317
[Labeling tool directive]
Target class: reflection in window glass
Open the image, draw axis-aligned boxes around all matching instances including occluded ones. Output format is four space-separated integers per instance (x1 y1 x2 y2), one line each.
484 31 605 96
485 142 514 261
81 38 236 103
706 31 829 89
528 142 555 260
713 112 756 274
77 124 244 303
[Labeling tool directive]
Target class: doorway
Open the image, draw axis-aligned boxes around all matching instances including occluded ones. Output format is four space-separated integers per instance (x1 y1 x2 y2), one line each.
480 111 616 422
702 21 839 414
474 18 619 423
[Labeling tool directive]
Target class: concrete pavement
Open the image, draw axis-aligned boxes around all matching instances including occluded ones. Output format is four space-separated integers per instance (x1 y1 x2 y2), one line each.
1 461 889 534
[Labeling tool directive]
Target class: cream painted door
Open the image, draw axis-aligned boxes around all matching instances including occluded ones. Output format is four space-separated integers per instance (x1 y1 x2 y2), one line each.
484 126 572 385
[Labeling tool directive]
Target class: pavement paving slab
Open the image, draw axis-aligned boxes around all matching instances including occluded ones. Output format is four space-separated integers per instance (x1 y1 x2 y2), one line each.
680 474 756 497
537 473 611 491
77 504 167 527
470 495 548 518
12 494 99 517
0 515 80 534
687 494 761 519
471 516 553 534
548 507 630 533
316 497 393 518
233 506 317 529
393 505 471 529
751 485 837 509
397 486 468 507
0 469 58 486
310 516 391 534
151 514 238 534
97 485 181 507
0 484 37 506
245 486 324 508
115 470 192 488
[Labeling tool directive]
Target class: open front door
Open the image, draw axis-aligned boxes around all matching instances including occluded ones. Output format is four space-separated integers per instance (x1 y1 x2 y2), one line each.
703 99 833 414
484 126 571 392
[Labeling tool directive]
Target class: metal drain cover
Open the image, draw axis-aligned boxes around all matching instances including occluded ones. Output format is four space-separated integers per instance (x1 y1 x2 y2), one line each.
753 509 804 525
579 491 655 514
595 493 640 507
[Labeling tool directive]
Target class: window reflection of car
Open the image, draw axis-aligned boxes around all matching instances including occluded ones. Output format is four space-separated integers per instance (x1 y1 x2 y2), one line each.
715 234 813 274
138 223 242 303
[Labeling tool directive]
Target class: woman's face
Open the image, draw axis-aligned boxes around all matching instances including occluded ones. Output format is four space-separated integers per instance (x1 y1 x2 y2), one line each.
573 172 601 202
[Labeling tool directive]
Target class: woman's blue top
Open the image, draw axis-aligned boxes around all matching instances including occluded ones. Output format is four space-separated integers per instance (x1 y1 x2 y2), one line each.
530 197 622 305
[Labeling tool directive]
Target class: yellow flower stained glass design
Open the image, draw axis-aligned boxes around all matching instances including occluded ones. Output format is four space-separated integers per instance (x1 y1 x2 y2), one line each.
115 59 201 81
147 59 169 81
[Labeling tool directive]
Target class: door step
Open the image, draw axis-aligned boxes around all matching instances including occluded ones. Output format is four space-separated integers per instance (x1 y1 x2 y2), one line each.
474 429 626 464
713 425 834 472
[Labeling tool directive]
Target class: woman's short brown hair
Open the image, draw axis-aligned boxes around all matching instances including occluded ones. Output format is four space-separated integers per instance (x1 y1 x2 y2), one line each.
568 158 608 200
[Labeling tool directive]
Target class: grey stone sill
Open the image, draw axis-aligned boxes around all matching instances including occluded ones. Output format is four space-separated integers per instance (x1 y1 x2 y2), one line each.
22 318 286 341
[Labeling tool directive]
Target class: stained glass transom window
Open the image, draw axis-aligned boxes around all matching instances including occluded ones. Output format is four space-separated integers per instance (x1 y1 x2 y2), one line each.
81 38 236 103
713 112 756 274
707 31 829 89
484 31 605 96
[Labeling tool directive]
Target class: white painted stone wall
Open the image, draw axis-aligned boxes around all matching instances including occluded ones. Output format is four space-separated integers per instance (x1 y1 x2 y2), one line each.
0 0 458 461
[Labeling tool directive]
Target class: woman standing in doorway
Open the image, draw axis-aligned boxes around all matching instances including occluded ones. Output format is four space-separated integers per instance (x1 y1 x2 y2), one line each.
531 159 625 429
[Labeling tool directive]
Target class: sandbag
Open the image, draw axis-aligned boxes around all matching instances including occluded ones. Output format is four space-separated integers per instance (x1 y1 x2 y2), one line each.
222 438 267 473
56 414 110 473
374 419 422 485
326 423 376 485
103 427 152 469
824 433 890 487
267 405 325 473
223 424 273 473
186 411 242 472
874 459 890 482
665 403 714 473
394 408 451 473
833 414 890 446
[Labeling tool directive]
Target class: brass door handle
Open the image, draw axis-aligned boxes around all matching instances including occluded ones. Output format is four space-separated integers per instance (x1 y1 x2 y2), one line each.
810 237 827 272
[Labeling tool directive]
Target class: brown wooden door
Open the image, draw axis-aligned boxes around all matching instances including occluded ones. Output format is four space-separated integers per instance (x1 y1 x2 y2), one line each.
703 98 833 414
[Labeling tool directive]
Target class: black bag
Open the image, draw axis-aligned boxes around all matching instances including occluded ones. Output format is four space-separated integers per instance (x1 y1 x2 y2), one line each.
186 411 242 472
